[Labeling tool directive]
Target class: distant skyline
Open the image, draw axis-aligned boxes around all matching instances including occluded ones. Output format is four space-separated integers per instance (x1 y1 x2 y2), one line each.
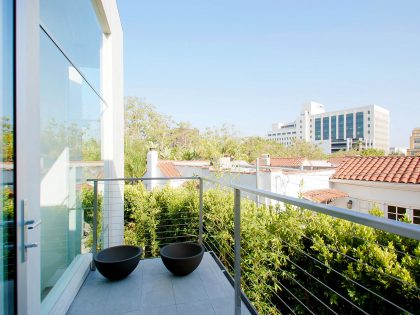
118 0 420 147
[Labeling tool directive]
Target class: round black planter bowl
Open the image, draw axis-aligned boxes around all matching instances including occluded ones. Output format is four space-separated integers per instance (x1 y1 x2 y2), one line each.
94 245 142 281
160 242 204 276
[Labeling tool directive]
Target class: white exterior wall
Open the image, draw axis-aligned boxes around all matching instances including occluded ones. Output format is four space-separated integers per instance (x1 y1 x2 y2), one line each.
330 180 420 218
99 0 125 248
176 165 333 206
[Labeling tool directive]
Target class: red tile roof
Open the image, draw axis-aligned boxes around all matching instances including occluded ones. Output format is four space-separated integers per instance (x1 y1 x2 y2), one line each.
158 161 181 178
302 189 348 204
327 157 350 167
262 157 305 167
331 156 420 184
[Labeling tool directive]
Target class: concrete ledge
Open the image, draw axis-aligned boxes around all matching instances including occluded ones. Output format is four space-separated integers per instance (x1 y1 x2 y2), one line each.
41 253 92 315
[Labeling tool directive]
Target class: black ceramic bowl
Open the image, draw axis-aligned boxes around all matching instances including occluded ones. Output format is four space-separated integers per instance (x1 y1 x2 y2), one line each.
94 245 142 281
160 242 204 276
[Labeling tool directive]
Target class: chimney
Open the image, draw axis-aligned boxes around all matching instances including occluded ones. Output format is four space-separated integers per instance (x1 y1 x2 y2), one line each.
260 153 270 166
146 149 158 190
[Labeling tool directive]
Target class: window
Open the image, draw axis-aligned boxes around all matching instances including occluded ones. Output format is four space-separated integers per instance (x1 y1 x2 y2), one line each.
338 114 344 139
413 209 420 225
346 113 354 138
356 112 364 138
387 206 406 221
315 118 321 140
331 116 337 140
323 117 330 140
1 2 16 313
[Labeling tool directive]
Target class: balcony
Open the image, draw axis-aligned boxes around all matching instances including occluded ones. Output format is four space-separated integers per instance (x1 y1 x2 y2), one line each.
68 177 420 315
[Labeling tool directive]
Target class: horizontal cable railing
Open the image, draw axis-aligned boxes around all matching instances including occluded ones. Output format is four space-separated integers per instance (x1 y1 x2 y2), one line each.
87 176 420 315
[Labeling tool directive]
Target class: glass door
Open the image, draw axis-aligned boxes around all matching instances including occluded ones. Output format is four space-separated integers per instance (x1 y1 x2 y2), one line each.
1 1 16 314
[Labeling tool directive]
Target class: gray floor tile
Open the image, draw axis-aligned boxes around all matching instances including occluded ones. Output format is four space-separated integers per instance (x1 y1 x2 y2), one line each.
68 253 254 315
176 300 216 315
211 297 251 315
172 272 208 304
141 275 176 307
141 304 178 315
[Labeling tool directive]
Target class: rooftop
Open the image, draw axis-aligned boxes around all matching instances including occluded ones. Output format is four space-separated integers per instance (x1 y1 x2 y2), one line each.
158 161 182 178
331 156 420 184
302 188 349 204
67 253 252 315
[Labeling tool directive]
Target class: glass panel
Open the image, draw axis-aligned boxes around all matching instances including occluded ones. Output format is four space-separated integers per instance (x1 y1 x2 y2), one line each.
315 118 321 140
413 209 420 225
338 114 344 139
40 29 103 300
331 116 337 140
1 1 15 313
387 206 396 220
0 1 16 314
356 112 364 138
346 113 354 139
397 207 406 220
40 0 102 92
323 117 329 140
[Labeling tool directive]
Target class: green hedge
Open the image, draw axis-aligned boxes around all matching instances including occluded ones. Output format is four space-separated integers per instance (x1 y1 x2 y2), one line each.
82 184 420 314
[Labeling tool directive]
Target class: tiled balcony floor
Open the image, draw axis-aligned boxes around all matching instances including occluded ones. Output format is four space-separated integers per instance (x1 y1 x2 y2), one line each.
67 252 252 315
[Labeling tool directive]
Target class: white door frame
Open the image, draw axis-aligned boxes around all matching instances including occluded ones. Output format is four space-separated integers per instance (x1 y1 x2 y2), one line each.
16 0 41 314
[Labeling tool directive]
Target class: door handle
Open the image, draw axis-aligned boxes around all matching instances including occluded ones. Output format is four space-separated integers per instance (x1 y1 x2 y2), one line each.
26 219 42 230
25 243 38 249
21 200 41 262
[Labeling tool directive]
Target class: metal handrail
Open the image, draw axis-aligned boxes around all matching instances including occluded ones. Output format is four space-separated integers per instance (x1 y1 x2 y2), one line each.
88 175 420 315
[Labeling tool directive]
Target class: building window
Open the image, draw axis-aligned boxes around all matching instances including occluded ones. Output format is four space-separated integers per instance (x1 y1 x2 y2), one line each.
323 116 330 140
338 114 344 139
331 116 337 140
346 113 354 139
356 112 364 138
387 206 406 221
315 118 321 140
413 209 420 225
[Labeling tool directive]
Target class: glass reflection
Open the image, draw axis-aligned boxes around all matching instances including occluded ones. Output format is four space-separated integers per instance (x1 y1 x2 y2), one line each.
40 0 102 92
40 28 103 299
1 1 15 314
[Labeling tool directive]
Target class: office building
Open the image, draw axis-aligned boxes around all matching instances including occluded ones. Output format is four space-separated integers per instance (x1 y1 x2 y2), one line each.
267 102 390 154
407 128 420 156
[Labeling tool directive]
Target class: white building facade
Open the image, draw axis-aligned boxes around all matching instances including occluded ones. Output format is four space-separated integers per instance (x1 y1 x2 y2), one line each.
267 102 390 154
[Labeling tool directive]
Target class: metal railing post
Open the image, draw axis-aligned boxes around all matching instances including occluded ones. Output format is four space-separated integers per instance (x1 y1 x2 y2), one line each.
234 188 241 315
256 158 260 205
199 177 204 245
91 180 98 271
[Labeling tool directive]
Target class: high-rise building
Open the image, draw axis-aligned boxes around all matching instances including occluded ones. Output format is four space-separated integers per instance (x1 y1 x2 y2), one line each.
267 102 390 154
407 128 420 156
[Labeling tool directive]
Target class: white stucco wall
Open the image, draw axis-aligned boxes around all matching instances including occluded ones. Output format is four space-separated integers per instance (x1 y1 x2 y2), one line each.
330 180 420 217
100 0 124 247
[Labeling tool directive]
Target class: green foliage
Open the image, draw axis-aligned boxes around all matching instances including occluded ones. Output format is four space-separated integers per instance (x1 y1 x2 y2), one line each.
120 185 419 314
2 117 13 162
81 184 103 226
1 186 14 221
124 97 327 177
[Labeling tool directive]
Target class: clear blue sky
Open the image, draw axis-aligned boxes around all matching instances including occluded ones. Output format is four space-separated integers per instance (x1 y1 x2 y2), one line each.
117 0 420 147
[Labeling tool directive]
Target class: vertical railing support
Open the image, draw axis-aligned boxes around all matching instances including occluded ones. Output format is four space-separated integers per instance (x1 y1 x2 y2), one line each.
234 188 241 315
256 158 260 205
91 180 98 271
199 177 204 245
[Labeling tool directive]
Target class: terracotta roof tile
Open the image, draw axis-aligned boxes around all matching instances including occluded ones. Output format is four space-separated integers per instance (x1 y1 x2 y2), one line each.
157 161 182 178
327 157 350 167
331 156 420 184
302 189 348 204
262 157 305 167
